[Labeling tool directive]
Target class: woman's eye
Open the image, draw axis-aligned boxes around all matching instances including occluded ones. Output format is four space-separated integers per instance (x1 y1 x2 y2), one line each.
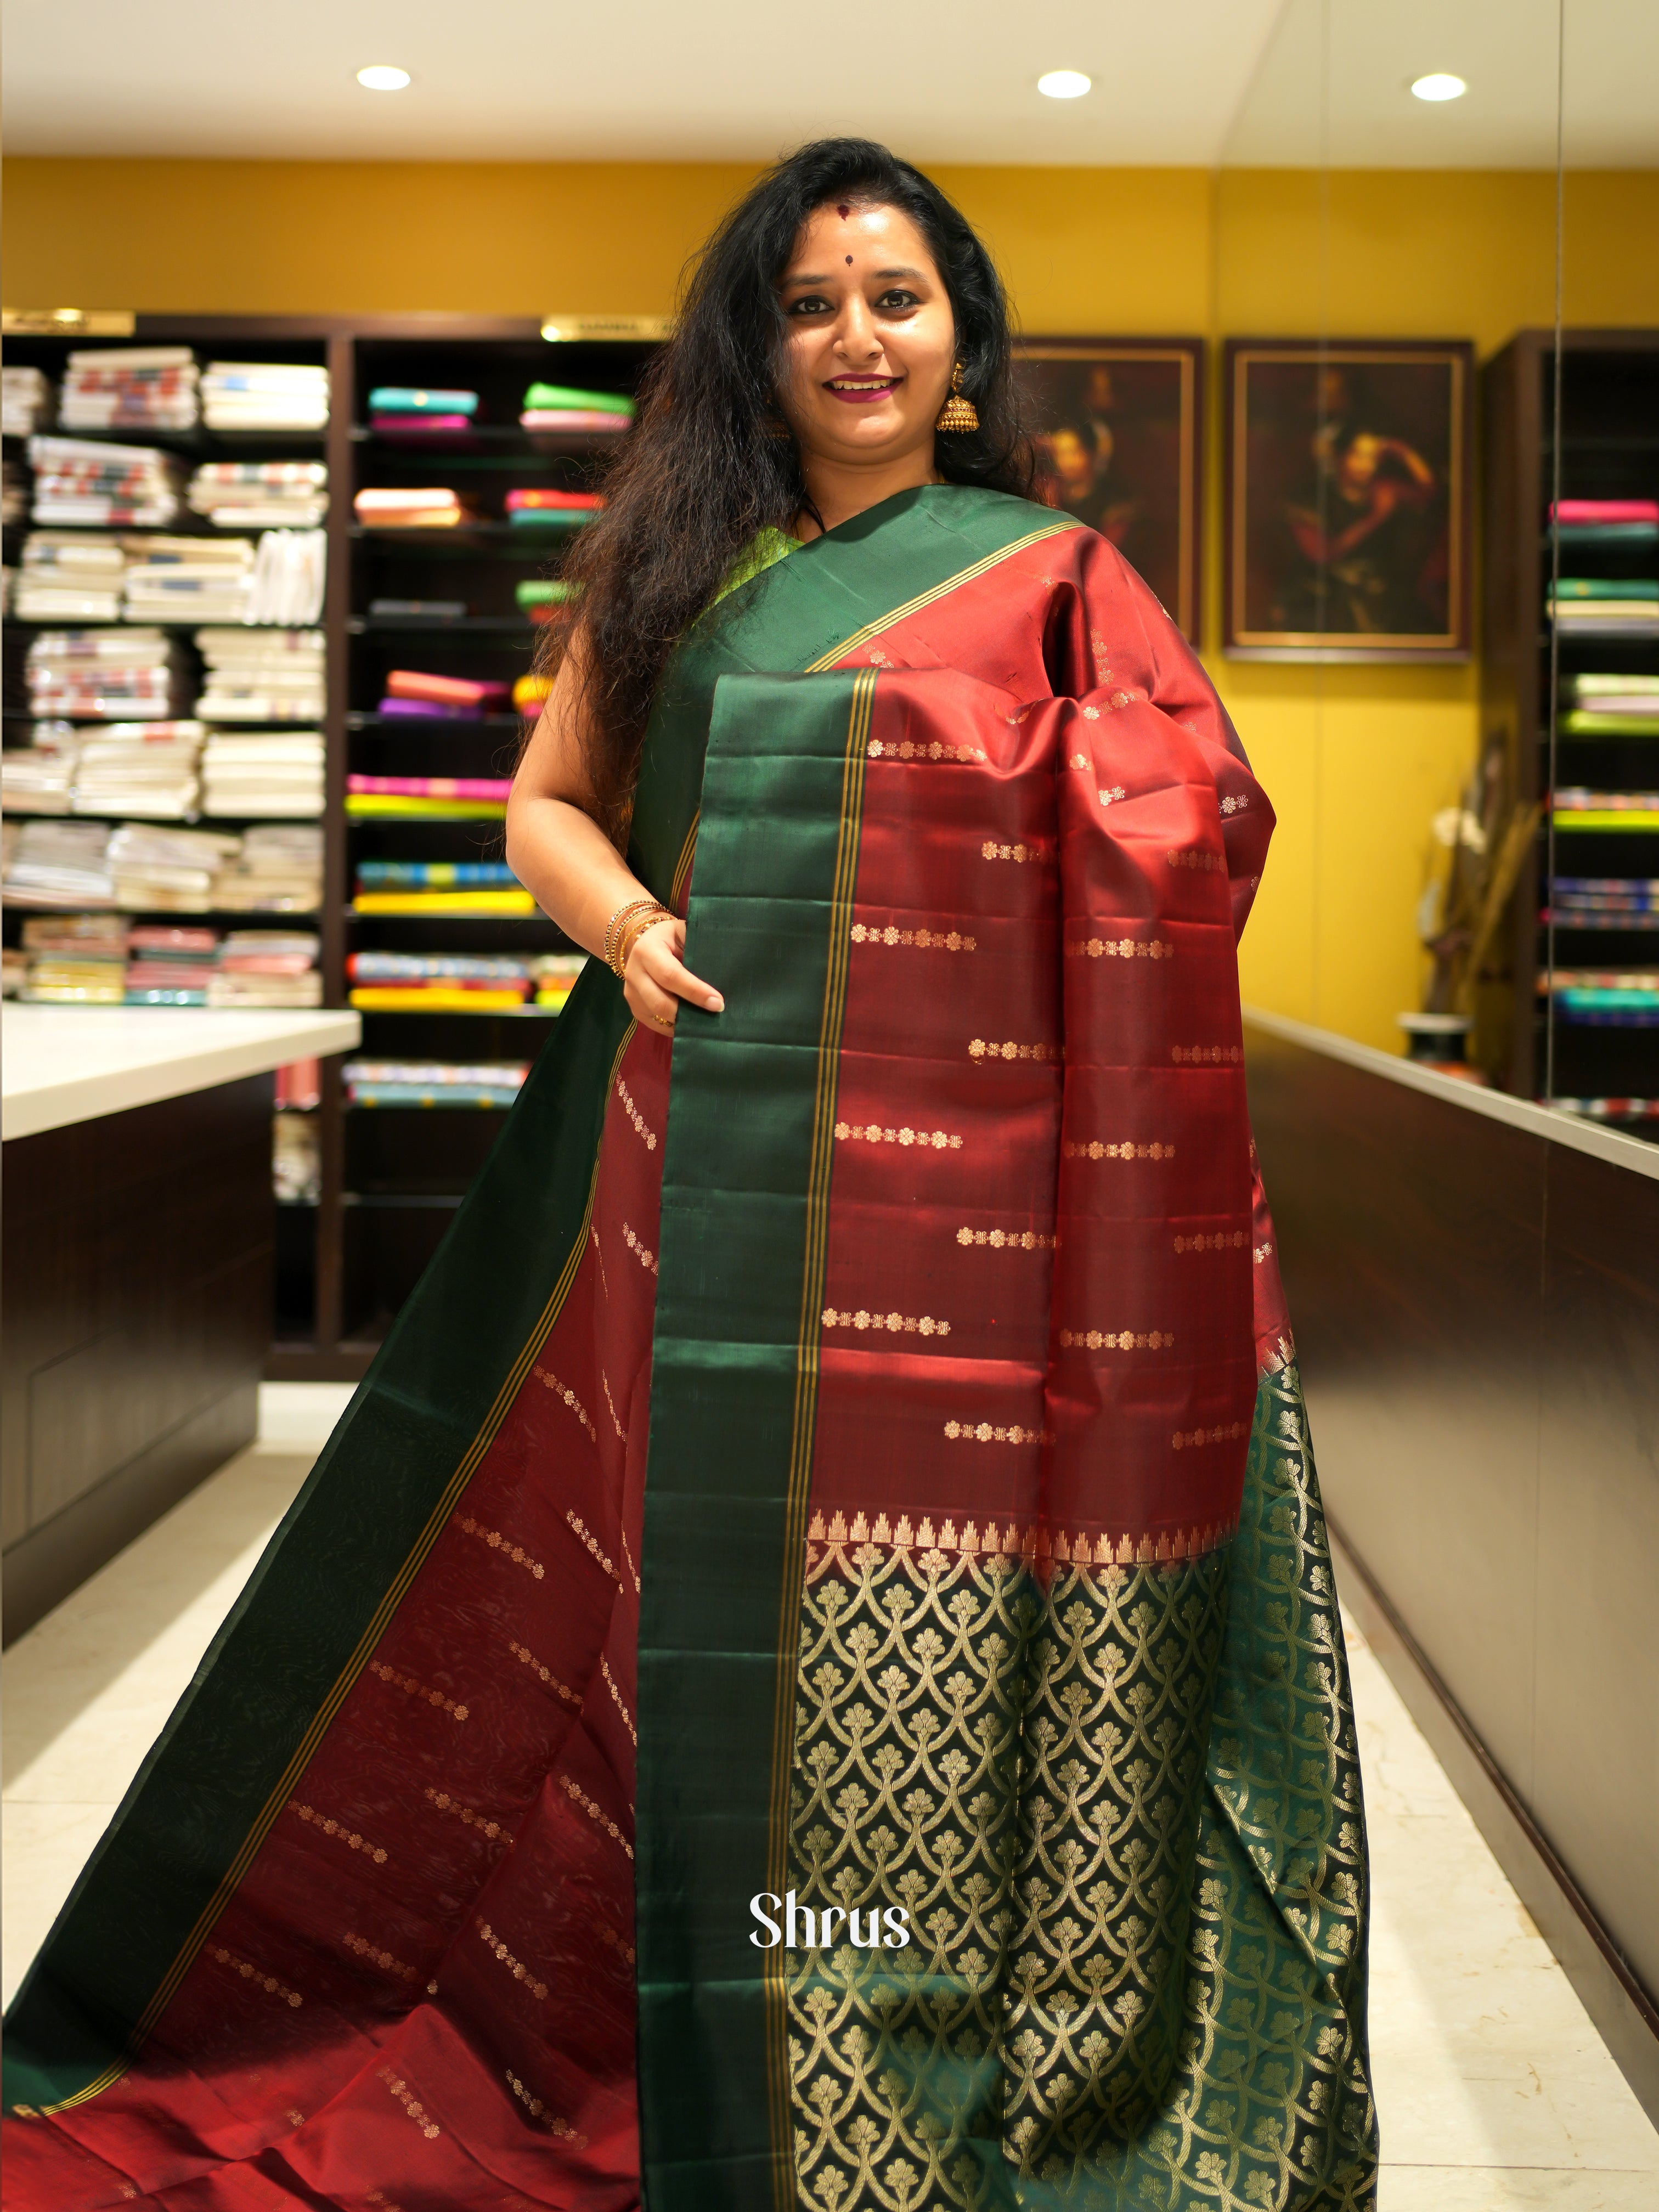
787 295 833 317
877 290 921 312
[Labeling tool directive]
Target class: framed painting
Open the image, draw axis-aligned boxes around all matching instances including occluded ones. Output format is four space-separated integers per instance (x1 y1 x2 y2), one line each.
1015 336 1204 641
1223 337 1474 659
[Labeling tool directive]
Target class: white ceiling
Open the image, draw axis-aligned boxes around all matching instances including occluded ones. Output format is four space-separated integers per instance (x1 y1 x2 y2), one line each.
1224 0 1659 168
1 0 1655 167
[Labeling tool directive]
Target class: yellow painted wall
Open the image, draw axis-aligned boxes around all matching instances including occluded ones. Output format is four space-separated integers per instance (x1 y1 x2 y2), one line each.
5 157 1657 1051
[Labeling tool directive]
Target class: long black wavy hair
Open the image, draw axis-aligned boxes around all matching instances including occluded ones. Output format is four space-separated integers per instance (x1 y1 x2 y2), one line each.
551 137 1034 834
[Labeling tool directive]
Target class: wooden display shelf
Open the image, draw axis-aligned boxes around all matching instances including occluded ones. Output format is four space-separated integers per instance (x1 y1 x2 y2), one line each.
3 311 661 1379
1479 328 1659 1120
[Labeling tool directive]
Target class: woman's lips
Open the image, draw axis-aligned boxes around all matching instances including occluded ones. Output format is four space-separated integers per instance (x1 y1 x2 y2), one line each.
825 376 901 407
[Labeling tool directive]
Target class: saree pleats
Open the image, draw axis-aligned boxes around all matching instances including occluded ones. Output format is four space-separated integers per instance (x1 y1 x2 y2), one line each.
4 487 1375 2212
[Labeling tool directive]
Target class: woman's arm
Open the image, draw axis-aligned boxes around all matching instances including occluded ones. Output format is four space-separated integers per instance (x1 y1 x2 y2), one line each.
504 634 724 1031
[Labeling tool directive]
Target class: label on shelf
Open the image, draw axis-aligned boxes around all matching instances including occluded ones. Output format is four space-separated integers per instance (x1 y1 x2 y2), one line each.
2 307 137 336
538 313 673 343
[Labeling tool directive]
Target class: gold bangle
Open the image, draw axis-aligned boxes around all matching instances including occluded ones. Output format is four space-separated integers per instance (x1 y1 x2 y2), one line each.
616 907 669 979
604 896 665 978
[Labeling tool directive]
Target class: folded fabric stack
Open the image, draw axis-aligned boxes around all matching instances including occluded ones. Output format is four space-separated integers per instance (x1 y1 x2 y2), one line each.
352 859 535 916
125 530 326 625
346 773 511 819
354 486 469 529
1548 579 1659 633
3 820 116 907
343 952 582 1012
348 950 537 1012
1551 498 1659 549
3 365 54 437
106 822 241 910
528 952 587 1008
123 536 258 624
71 722 205 819
514 672 552 719
201 362 329 432
211 824 324 912
201 729 325 817
19 913 129 1002
1538 968 1659 1025
275 1060 322 1110
1561 673 1659 738
249 528 328 624
188 461 329 528
274 1111 321 1204
123 925 219 1006
1548 1096 1659 1123
29 436 183 526
59 347 199 431
504 487 604 531
343 1058 530 1109
1544 876 1659 930
1552 788 1659 831
1 731 80 814
14 533 127 620
379 669 511 720
368 387 479 437
516 579 579 624
195 629 326 721
26 630 188 719
209 930 323 1007
520 382 636 435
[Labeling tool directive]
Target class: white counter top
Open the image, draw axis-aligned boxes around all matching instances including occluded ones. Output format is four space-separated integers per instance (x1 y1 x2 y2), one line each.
1243 1005 1659 1186
2 1005 362 1141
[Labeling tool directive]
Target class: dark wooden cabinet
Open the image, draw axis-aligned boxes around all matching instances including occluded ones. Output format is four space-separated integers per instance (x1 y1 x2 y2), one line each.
1 1076 274 1639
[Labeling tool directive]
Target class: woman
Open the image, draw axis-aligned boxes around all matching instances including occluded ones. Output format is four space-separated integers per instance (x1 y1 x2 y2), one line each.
5 141 1377 2210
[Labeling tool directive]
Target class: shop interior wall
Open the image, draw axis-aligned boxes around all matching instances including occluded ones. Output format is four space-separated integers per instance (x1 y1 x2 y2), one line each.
7 157 1657 1049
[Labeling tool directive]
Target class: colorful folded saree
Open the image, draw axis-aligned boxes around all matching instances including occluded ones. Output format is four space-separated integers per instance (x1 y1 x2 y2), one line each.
3 483 1378 2211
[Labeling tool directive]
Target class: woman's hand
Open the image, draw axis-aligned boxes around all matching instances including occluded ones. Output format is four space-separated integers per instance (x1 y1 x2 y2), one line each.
624 916 724 1036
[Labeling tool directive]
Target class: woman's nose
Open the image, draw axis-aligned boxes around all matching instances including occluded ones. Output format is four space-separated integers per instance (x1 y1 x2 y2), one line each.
835 296 881 360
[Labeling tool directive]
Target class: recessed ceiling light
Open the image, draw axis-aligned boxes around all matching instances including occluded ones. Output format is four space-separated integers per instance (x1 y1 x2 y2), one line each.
1037 70 1092 100
357 65 411 92
1411 73 1467 102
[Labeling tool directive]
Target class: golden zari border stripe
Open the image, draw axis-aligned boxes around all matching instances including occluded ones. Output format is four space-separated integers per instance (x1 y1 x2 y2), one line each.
803 520 1080 673
761 666 876 2203
39 1020 639 2118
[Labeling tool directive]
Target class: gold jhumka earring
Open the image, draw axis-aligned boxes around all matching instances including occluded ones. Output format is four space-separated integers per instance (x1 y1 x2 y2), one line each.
935 360 979 433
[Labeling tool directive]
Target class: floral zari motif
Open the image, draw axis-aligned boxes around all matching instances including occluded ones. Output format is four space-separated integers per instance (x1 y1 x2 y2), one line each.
781 1364 1375 2211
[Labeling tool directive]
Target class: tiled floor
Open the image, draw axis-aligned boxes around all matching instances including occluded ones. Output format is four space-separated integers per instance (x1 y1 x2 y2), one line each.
5 1385 1657 2205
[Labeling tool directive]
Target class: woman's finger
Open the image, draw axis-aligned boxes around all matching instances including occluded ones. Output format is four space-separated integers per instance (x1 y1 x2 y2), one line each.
630 922 724 1013
625 966 680 1032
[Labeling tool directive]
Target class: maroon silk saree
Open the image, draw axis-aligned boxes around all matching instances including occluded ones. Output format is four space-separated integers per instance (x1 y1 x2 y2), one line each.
4 485 1378 2210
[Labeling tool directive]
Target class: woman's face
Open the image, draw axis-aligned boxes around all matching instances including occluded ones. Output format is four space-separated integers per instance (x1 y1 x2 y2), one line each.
775 201 957 470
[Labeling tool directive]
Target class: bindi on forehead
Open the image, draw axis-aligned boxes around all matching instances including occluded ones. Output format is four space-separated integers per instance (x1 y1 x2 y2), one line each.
837 204 850 218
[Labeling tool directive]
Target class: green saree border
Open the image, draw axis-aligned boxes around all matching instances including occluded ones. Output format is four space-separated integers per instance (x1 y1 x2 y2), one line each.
763 668 875 2173
635 667 871 2212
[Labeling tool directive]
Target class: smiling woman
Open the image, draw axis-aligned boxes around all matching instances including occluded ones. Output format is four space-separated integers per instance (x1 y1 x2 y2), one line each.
536 138 1034 842
4 137 1376 2212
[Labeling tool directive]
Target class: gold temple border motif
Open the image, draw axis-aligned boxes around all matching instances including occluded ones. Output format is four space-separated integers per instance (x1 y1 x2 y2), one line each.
804 1506 1239 1572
